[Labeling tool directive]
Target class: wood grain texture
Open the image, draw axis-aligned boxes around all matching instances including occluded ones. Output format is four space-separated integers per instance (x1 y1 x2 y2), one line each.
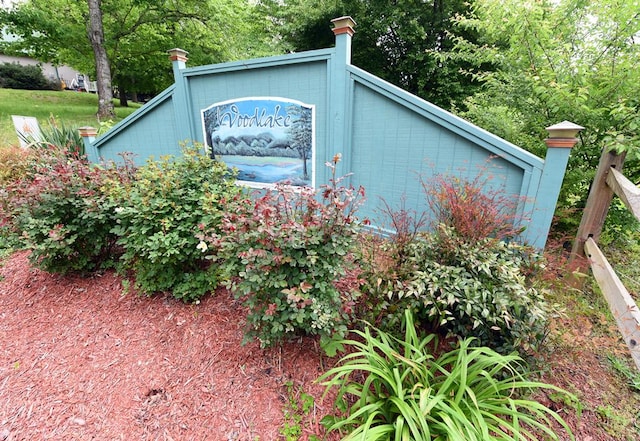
571 150 627 263
585 238 640 370
607 166 640 222
88 29 569 250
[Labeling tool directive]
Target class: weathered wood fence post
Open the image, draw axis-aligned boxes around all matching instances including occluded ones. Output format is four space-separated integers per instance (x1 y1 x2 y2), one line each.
570 148 627 268
570 141 640 370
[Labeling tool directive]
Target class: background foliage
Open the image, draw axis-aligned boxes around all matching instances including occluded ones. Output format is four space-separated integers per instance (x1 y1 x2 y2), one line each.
450 0 640 236
260 0 489 110
0 62 60 90
1 0 280 104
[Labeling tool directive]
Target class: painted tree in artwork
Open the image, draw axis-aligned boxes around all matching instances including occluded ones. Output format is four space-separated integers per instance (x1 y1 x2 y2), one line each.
286 105 312 180
203 103 233 159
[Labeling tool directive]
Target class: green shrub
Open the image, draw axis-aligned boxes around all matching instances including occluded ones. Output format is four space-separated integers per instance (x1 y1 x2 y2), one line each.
0 62 60 90
0 145 31 185
365 225 547 354
0 146 133 273
363 164 544 353
318 310 574 441
208 154 365 346
111 146 241 301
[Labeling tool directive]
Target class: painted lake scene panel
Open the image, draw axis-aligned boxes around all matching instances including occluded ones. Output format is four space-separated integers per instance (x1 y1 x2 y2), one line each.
201 97 315 187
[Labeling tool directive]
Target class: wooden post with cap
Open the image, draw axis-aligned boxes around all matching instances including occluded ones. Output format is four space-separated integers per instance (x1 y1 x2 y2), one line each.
167 48 195 143
525 121 583 250
79 126 99 162
328 16 356 181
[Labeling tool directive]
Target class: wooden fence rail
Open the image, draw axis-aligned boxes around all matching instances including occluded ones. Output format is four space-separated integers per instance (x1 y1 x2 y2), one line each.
584 238 640 369
606 167 640 222
572 148 640 370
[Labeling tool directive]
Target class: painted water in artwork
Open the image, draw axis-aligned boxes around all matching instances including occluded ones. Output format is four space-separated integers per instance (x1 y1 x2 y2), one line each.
201 97 315 187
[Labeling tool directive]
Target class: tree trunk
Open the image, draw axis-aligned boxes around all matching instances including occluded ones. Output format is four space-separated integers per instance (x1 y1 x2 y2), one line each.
87 0 115 119
118 84 128 107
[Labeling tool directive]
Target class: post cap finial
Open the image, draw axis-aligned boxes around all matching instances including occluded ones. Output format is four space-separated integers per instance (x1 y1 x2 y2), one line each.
545 121 584 148
331 16 356 36
78 126 98 137
168 48 189 63
545 121 585 139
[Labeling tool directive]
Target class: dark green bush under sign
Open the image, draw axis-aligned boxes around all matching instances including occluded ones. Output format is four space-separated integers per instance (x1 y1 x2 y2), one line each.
364 225 547 354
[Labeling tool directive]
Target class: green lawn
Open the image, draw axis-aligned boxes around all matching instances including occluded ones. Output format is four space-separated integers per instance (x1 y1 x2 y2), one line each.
0 88 140 148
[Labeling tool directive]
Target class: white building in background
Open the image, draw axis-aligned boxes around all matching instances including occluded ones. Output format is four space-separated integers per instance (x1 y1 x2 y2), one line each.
0 53 84 87
1 0 85 89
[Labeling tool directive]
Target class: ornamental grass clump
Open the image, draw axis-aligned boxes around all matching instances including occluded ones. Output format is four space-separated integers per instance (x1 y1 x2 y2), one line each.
18 115 85 156
318 310 574 441
207 154 365 347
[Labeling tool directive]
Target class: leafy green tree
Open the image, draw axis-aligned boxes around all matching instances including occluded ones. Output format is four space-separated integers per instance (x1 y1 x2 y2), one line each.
1 0 280 109
449 0 640 235
261 0 488 109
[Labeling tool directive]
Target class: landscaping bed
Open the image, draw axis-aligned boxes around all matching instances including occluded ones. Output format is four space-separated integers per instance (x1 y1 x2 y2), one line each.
0 251 337 441
2 146 639 440
2 250 639 440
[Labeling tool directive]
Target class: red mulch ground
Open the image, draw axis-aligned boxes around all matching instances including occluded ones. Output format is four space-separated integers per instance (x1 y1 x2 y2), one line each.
0 251 337 440
0 250 637 440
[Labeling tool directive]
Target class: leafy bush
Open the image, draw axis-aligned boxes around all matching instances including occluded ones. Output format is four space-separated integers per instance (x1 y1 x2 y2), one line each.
319 310 574 441
0 62 60 90
369 225 547 354
424 167 526 242
361 165 544 353
0 145 31 185
110 146 241 301
0 146 134 273
208 154 365 346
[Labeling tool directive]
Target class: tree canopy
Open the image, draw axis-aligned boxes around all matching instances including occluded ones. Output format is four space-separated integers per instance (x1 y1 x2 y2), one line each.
260 0 489 110
449 0 640 234
1 0 280 107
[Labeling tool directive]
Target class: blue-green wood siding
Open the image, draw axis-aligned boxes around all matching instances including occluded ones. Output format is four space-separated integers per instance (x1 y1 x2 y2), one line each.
92 88 180 165
86 38 570 249
349 81 523 225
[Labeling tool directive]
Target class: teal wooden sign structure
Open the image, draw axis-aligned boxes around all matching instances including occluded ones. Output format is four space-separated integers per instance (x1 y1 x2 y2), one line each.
81 16 576 250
